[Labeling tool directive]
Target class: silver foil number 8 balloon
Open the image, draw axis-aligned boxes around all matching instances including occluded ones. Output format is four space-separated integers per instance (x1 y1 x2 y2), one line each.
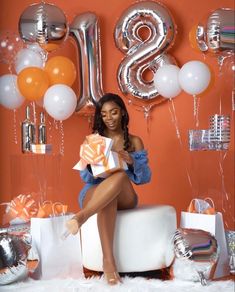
114 1 177 100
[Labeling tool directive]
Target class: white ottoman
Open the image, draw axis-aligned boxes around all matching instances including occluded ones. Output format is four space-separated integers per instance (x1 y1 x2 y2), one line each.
81 205 177 272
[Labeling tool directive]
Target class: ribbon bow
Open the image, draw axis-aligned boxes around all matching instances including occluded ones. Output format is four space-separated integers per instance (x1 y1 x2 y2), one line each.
75 134 108 170
2 194 38 224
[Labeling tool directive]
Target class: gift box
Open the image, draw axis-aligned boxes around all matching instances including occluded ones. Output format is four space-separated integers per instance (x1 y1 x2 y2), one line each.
31 144 52 154
73 134 113 171
91 150 128 178
73 134 127 178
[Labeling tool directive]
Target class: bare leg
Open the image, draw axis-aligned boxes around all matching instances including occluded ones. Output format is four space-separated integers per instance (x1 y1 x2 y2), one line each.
66 170 137 284
97 198 122 284
66 171 137 234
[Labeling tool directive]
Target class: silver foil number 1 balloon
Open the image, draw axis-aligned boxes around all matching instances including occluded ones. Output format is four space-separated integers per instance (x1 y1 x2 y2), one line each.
114 1 176 101
70 12 104 113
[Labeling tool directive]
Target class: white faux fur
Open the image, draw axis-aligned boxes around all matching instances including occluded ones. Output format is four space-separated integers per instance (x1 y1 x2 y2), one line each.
0 276 234 292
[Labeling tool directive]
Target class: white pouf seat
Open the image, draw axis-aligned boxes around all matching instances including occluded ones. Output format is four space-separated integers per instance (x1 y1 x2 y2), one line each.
81 205 177 272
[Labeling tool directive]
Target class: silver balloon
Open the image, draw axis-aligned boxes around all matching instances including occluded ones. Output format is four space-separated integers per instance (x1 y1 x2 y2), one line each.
0 231 31 285
69 12 104 113
173 228 219 285
18 3 68 51
114 1 177 100
196 8 235 54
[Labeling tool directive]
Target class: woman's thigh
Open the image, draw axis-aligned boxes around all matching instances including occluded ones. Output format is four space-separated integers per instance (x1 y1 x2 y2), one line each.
82 172 137 210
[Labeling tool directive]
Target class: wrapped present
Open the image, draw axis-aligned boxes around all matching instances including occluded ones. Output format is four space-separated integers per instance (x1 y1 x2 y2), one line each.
73 134 113 171
1 194 38 225
91 150 128 178
31 144 52 154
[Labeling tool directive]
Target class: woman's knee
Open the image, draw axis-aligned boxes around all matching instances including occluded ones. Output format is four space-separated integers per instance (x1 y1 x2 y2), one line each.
110 170 129 183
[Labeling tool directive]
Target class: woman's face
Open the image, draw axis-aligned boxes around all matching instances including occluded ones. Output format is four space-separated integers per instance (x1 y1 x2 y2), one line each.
101 101 123 131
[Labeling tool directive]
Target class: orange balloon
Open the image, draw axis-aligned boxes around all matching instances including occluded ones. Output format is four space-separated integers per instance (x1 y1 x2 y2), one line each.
45 56 77 86
40 43 59 52
17 67 50 101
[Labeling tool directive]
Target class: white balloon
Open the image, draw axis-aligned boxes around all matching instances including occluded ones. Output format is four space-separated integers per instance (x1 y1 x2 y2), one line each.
178 61 211 95
27 43 48 62
0 74 25 109
44 84 77 121
154 65 181 99
14 48 45 74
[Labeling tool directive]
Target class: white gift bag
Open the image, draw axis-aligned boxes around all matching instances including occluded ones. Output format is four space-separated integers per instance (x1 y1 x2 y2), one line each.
30 214 83 280
180 211 229 279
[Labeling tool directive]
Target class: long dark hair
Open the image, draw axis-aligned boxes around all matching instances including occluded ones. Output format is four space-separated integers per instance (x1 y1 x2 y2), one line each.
92 93 130 150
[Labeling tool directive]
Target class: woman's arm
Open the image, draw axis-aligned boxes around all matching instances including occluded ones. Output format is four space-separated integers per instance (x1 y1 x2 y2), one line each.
119 135 151 184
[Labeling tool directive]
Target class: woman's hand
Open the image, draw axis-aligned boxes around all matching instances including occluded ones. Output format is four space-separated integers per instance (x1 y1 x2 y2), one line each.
118 150 134 165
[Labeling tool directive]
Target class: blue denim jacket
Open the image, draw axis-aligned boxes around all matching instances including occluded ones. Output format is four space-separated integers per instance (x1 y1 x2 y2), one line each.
78 150 151 207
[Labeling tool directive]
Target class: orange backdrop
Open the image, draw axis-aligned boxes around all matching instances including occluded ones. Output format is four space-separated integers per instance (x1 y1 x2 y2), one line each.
0 0 234 229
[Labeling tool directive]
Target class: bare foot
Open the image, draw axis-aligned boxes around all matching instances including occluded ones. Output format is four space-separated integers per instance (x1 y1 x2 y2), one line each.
66 213 86 235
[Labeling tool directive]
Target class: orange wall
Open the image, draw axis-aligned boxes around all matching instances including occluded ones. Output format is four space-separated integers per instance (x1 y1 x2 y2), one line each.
0 0 234 229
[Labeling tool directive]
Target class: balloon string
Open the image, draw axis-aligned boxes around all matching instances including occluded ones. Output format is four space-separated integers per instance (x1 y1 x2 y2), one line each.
193 95 200 128
232 88 235 111
218 151 233 228
142 105 153 135
168 99 193 189
13 109 18 145
168 99 181 141
31 101 37 125
59 121 64 156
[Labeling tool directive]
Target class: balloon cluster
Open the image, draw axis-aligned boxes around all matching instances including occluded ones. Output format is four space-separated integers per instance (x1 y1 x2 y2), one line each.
154 61 211 99
0 3 78 121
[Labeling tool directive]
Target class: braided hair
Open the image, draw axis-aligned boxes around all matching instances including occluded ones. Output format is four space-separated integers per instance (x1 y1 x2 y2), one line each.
92 93 130 150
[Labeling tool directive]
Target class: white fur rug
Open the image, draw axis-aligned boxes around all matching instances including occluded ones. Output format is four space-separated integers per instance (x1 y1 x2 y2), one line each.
0 276 234 292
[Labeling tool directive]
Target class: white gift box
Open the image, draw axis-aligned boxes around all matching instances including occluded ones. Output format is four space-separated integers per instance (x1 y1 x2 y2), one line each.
91 150 128 178
73 136 113 171
31 144 52 154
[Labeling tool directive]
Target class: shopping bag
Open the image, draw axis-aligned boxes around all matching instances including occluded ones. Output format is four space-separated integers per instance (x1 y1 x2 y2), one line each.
180 204 229 279
30 213 83 280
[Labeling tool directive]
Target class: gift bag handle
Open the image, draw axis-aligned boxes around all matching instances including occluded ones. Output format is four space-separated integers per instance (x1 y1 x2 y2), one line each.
187 198 200 213
39 200 53 207
204 197 215 209
52 202 67 217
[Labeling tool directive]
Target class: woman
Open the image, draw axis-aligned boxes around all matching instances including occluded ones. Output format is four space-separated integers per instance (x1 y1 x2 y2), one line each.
66 93 151 285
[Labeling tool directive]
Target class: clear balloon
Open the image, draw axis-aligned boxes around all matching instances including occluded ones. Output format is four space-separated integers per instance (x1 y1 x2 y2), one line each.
154 65 181 99
194 8 235 55
14 48 45 74
173 228 219 285
45 56 77 87
114 1 177 100
0 31 23 64
44 84 77 121
178 61 211 95
18 3 68 52
69 12 104 113
0 74 25 109
17 67 50 101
